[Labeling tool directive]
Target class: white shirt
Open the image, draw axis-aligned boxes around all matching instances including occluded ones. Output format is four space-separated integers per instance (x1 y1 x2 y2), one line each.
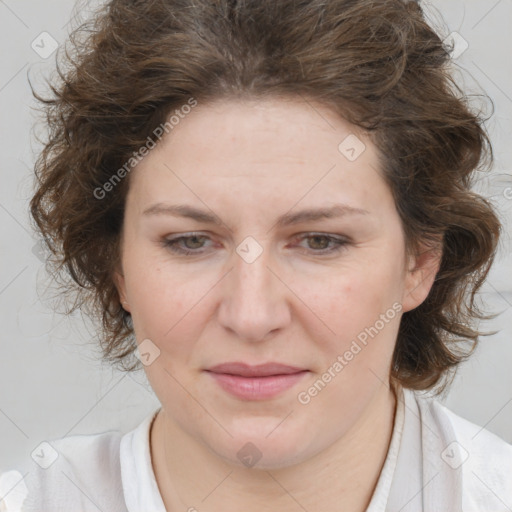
1 386 511 511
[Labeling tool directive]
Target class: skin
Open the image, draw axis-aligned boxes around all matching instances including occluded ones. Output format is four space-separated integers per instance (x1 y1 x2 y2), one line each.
114 97 441 512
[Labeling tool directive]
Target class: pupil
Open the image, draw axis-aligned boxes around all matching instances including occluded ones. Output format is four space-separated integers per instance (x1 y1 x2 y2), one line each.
310 236 327 249
186 236 203 248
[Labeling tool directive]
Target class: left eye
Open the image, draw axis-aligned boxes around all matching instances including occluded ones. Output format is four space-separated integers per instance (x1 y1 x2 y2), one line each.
297 233 348 253
161 233 349 256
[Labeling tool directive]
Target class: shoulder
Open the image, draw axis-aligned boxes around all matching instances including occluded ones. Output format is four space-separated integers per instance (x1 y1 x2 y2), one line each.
412 389 512 510
2 428 127 512
426 393 512 470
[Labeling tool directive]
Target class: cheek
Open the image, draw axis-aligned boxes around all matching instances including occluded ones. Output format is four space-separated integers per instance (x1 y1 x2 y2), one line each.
126 262 209 412
297 261 403 386
296 272 400 408
123 253 191 343
311 264 401 333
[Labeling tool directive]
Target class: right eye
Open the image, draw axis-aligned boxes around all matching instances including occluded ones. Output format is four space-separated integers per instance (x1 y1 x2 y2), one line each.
161 234 213 255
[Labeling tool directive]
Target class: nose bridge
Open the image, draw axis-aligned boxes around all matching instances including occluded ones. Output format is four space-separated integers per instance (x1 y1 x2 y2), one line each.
234 245 273 298
218 239 289 341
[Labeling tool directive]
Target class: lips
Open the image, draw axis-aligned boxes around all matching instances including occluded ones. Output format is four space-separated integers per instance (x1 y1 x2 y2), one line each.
205 362 309 400
206 362 306 377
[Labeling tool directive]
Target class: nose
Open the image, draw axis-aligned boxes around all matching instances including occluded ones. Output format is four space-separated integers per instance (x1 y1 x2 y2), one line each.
217 243 291 343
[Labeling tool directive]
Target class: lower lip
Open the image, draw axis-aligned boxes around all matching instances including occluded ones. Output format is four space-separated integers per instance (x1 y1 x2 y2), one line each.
206 371 309 400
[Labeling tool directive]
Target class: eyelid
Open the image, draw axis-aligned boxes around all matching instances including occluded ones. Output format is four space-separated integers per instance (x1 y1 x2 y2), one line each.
292 231 350 243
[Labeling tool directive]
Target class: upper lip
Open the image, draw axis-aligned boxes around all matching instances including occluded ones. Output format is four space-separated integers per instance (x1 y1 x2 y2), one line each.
206 362 307 377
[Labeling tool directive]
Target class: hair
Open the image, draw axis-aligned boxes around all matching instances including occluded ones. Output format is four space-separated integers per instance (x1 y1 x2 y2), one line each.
30 0 501 394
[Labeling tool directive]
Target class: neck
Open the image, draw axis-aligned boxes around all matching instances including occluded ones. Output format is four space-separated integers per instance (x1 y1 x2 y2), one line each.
151 383 397 512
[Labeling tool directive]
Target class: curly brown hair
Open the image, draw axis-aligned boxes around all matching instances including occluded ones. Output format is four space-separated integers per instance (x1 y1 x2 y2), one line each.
30 0 501 393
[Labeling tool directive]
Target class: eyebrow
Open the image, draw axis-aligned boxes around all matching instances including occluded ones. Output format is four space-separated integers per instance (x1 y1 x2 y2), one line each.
142 203 370 228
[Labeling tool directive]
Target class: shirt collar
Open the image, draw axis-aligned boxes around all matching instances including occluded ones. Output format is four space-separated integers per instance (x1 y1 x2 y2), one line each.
365 383 406 511
120 407 166 512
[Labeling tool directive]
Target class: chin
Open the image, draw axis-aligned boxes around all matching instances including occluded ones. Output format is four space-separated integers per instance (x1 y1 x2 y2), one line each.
209 419 318 470
215 442 313 471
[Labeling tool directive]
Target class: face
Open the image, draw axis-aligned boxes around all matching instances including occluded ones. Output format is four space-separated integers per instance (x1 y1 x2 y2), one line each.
115 97 439 469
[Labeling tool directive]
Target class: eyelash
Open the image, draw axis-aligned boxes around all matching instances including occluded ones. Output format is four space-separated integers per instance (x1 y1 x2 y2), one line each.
161 233 350 256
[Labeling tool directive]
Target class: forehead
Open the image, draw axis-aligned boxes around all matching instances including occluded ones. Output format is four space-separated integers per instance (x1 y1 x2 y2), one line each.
161 97 366 168
127 97 392 219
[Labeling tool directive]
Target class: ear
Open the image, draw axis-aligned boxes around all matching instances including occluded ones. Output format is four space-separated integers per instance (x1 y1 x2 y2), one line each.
113 268 131 313
401 237 443 313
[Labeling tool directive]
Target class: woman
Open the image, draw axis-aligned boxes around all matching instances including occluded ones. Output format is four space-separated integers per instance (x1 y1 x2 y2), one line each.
2 0 511 511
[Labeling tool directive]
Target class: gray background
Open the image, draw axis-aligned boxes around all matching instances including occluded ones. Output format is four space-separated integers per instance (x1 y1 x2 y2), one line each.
1 0 511 474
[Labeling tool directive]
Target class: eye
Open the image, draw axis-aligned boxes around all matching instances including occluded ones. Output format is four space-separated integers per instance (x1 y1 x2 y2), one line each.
295 233 350 254
161 232 350 257
162 234 212 255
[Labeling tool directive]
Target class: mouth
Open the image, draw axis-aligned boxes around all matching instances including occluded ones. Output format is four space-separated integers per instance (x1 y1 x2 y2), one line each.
204 362 309 400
